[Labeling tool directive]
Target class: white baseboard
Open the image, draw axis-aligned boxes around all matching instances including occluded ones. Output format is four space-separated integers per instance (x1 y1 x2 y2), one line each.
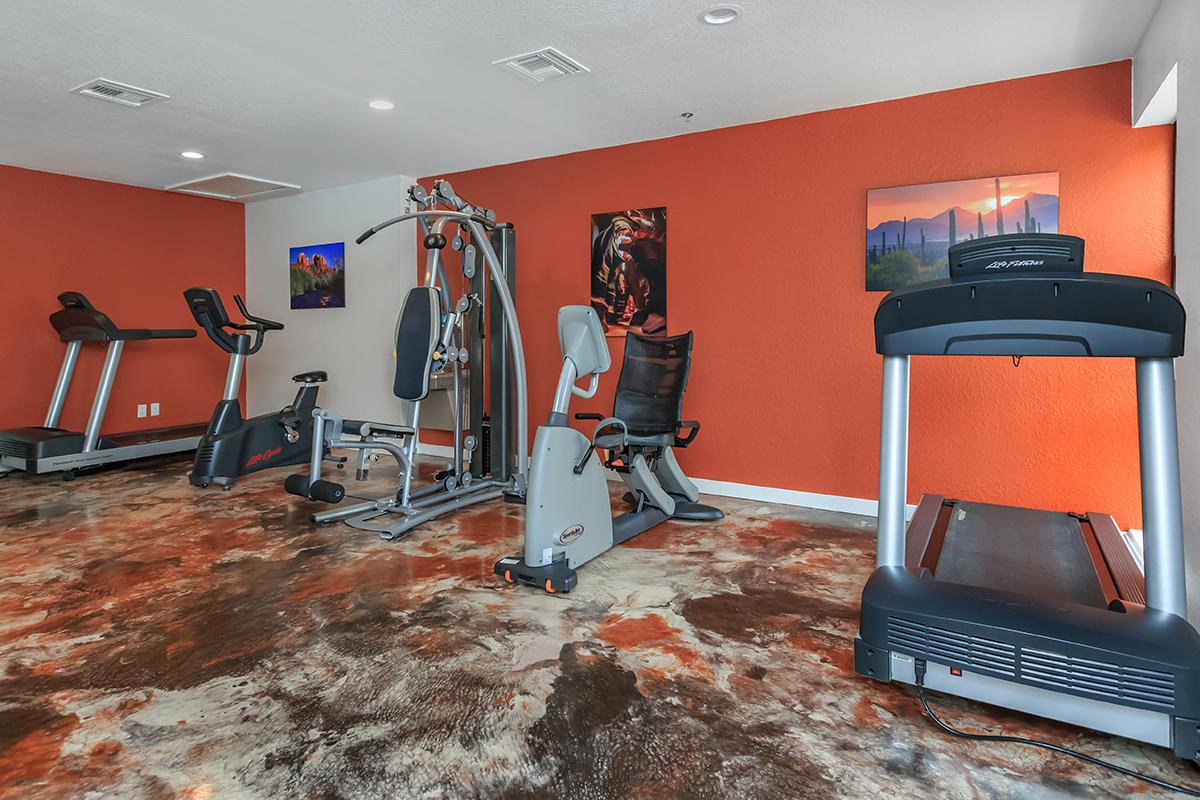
413 443 910 522
690 477 916 520
416 442 454 459
1122 528 1146 572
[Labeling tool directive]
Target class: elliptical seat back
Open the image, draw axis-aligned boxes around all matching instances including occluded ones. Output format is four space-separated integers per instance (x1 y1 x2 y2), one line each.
612 331 693 438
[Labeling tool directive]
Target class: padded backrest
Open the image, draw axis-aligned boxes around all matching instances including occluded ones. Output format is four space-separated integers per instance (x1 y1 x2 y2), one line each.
613 331 693 435
557 305 611 377
393 286 441 401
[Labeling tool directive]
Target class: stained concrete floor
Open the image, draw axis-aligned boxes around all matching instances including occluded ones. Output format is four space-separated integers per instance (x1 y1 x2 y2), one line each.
0 455 1197 799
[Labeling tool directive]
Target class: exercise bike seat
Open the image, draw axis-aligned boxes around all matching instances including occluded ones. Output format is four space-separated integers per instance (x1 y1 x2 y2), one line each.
292 370 328 383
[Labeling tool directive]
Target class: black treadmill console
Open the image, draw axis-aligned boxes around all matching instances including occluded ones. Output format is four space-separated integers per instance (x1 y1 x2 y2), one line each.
949 233 1084 278
875 233 1184 358
50 291 195 343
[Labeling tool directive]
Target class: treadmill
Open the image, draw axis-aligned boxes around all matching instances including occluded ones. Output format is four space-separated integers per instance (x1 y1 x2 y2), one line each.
0 291 205 479
855 233 1200 763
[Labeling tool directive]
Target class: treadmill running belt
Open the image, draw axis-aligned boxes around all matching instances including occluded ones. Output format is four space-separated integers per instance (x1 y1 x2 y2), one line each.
933 501 1108 608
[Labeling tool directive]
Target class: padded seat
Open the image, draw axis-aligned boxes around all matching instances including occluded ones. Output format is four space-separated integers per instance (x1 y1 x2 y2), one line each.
292 370 328 383
344 420 414 438
613 431 675 448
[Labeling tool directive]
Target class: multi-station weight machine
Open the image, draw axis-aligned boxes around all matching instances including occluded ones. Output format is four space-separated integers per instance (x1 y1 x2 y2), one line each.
284 180 528 540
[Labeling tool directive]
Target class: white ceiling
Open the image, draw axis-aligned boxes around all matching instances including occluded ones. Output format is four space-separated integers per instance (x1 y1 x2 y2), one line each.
0 0 1160 197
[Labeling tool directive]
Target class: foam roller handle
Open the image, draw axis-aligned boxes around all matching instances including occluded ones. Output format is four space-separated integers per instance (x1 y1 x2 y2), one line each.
307 480 345 504
283 473 312 498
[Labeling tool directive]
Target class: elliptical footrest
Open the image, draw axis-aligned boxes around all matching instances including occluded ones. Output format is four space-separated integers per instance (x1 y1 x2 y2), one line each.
494 556 577 594
670 499 724 521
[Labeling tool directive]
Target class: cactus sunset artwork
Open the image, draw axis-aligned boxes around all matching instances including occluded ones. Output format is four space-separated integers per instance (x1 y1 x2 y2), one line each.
866 172 1059 291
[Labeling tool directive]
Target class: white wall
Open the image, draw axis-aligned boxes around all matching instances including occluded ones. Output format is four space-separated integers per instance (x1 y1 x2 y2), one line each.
1134 0 1200 622
245 175 417 424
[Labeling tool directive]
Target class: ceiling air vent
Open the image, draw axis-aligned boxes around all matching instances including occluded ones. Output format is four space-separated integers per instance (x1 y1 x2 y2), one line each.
69 78 169 108
165 173 301 202
493 47 589 83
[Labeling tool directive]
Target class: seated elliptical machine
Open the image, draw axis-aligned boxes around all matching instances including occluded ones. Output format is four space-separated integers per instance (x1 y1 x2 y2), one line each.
284 179 529 539
184 288 325 489
495 306 722 593
855 233 1200 767
0 291 202 479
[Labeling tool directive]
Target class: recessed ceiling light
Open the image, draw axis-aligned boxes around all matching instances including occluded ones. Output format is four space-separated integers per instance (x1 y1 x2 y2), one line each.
699 4 743 25
368 99 394 110
180 151 204 159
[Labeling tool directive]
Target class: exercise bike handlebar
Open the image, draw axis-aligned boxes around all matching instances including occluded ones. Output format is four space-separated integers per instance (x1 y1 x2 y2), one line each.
183 287 283 356
233 294 284 332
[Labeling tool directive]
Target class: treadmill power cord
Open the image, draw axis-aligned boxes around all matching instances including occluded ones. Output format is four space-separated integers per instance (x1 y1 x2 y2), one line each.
912 659 1200 797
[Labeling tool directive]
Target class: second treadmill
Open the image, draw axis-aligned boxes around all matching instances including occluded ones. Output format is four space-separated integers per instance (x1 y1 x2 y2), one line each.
0 291 205 478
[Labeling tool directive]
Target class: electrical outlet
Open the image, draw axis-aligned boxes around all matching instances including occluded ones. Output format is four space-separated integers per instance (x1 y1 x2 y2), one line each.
137 404 147 418
150 402 160 417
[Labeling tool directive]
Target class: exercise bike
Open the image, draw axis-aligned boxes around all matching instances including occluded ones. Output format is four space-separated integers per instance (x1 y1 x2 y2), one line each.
184 288 326 489
495 306 722 593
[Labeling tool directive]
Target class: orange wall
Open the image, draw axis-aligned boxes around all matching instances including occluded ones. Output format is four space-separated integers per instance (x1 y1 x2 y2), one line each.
0 166 245 435
430 61 1173 528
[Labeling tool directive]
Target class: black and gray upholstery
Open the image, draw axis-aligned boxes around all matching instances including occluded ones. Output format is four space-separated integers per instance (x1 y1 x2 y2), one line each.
588 331 702 451
393 286 441 401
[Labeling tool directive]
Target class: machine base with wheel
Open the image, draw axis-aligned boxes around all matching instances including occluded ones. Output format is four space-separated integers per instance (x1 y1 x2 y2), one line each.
494 556 577 594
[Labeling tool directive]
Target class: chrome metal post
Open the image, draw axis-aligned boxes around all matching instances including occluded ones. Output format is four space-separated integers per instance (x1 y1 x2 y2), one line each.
309 412 326 482
1135 357 1188 617
82 340 124 452
223 351 246 402
43 340 82 428
877 355 910 568
402 402 421 506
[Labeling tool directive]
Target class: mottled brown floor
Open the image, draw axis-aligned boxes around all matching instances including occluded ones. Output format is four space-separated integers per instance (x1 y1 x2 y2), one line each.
1 455 1197 799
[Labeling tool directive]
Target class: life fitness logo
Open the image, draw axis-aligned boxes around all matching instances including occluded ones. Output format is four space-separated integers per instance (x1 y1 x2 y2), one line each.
245 447 284 468
985 259 1045 270
558 524 585 545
